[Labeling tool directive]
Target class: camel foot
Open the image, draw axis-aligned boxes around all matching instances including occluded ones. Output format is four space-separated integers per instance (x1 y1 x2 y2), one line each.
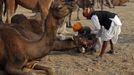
34 64 53 75
25 62 53 75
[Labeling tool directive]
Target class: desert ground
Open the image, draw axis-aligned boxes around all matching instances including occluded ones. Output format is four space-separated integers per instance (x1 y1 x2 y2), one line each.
2 0 134 75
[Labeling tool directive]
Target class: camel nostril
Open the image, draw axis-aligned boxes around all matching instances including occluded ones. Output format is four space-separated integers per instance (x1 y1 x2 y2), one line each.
57 33 61 34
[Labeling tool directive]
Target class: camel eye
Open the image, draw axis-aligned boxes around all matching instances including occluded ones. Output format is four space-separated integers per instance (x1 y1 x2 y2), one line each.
58 4 63 9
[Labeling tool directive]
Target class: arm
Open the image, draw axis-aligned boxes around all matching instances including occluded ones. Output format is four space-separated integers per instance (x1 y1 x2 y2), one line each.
91 15 101 31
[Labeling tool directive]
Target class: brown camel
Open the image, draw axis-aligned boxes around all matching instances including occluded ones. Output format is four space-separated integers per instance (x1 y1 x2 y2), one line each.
96 0 129 10
4 0 54 23
53 34 97 54
10 13 97 53
112 0 129 6
66 0 94 27
10 14 94 53
96 0 114 10
0 1 77 75
11 14 97 52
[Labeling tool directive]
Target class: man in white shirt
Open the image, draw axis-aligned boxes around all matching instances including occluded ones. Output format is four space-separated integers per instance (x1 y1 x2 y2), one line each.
83 8 122 58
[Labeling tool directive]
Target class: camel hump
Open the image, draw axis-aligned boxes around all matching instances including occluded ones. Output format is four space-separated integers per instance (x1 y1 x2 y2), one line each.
0 26 40 42
11 14 41 40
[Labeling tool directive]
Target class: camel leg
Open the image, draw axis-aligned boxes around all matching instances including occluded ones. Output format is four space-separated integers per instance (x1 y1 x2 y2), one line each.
76 8 80 20
105 0 114 8
96 0 100 8
5 49 34 75
25 61 53 75
66 14 72 28
5 0 15 23
99 41 108 57
100 0 104 10
38 0 53 24
33 63 53 75
68 13 72 27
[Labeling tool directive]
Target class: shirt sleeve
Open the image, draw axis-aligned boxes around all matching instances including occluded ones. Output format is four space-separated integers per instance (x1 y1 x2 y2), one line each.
91 15 101 30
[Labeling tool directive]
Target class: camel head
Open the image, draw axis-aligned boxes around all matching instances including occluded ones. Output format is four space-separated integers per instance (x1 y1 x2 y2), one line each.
51 0 77 19
43 0 77 33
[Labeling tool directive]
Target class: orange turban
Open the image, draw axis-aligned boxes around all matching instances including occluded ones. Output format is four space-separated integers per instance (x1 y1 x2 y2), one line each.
72 22 82 32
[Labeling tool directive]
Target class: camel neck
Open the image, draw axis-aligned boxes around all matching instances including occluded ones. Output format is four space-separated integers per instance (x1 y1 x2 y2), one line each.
26 12 59 60
36 12 58 45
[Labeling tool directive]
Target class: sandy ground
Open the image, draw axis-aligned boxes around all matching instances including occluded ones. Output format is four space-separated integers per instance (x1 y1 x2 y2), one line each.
3 0 134 75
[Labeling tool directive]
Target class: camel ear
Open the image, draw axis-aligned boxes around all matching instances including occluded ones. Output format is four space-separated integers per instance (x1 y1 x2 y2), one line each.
50 0 60 8
50 1 54 8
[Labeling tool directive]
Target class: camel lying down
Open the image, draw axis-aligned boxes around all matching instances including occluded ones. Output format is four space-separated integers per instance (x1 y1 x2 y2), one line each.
10 13 97 53
0 1 77 75
53 34 97 54
53 23 97 53
112 0 129 6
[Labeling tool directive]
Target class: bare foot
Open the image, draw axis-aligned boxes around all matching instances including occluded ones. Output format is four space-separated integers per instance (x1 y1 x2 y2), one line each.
93 56 102 61
107 50 114 54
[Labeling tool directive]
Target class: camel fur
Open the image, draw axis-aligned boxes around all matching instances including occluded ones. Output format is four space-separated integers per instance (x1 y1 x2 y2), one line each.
0 1 77 75
3 0 54 23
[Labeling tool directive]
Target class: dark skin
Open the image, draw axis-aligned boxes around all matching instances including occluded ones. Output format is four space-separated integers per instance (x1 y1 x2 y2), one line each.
99 39 114 57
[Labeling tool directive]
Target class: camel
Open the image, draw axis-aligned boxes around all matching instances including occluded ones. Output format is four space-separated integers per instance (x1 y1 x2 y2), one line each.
10 14 96 53
66 0 94 27
53 34 97 54
3 0 54 23
112 0 129 6
95 0 129 10
51 18 97 53
52 38 77 51
9 13 97 54
8 4 96 53
0 1 77 75
95 0 114 10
